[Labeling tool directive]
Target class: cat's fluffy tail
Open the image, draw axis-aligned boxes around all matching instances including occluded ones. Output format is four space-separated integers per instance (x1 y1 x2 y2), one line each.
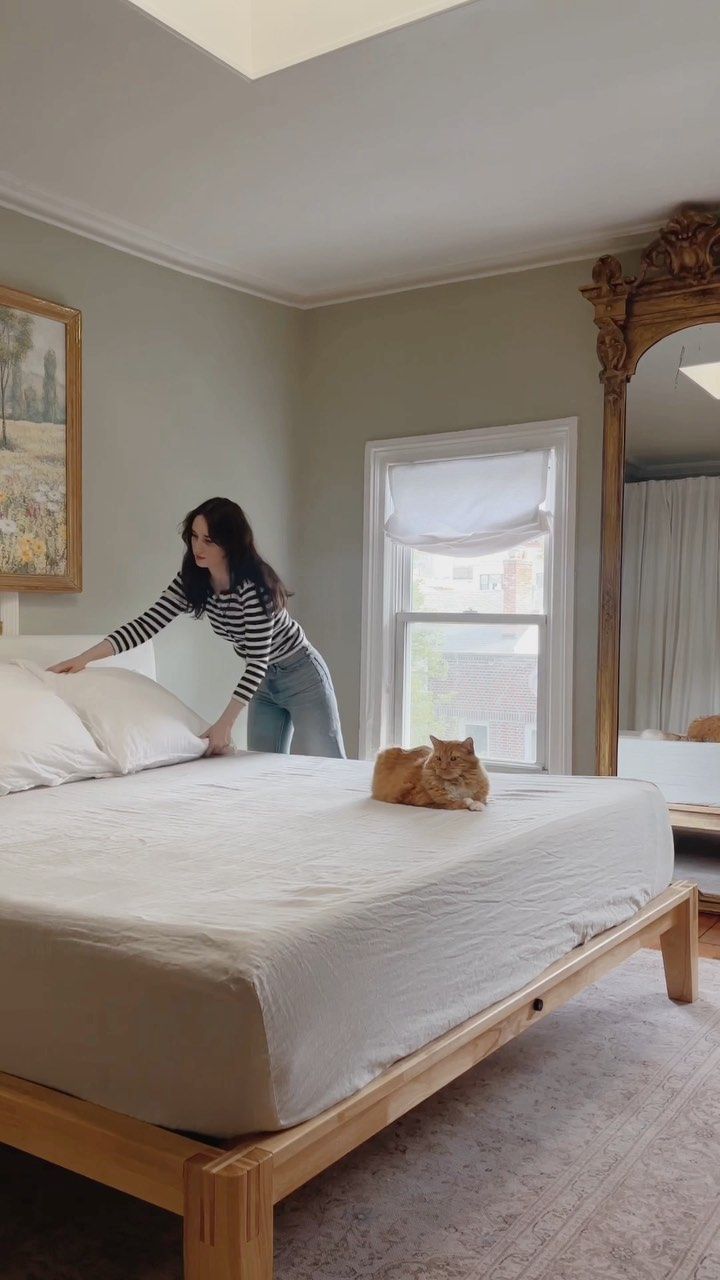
371 745 429 801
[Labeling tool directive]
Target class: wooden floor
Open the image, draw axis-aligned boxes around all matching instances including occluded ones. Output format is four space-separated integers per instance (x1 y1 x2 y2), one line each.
699 912 720 959
646 912 720 960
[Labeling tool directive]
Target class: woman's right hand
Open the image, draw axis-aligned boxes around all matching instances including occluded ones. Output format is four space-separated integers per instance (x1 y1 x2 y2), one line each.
48 655 89 674
48 639 114 674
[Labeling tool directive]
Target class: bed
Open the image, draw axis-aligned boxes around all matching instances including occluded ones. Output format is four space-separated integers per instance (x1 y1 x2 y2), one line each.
0 635 699 1279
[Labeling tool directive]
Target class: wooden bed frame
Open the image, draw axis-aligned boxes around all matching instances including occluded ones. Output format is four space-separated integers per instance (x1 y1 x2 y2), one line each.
0 880 698 1278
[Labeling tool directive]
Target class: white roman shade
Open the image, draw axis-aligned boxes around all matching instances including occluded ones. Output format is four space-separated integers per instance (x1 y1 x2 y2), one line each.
384 449 551 556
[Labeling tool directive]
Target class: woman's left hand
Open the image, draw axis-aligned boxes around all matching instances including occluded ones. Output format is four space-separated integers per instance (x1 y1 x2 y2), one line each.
202 715 236 756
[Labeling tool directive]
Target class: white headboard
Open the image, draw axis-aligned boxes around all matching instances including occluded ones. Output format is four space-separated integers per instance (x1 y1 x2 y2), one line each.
0 635 156 679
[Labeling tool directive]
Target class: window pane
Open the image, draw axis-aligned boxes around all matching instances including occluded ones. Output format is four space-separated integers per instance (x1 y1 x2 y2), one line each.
411 539 545 614
465 722 490 755
404 621 539 765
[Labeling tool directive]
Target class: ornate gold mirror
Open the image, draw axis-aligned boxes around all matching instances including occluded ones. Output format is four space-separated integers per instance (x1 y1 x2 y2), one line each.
583 207 720 832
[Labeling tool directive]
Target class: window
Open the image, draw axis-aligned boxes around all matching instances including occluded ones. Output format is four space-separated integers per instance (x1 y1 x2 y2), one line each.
361 420 577 772
477 572 503 592
452 564 473 581
464 722 490 755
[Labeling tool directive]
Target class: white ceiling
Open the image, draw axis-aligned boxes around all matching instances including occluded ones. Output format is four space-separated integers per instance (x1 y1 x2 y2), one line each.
1 0 719 306
628 325 720 466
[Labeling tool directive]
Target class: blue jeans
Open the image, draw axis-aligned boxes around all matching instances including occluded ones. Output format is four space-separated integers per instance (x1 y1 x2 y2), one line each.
247 646 346 758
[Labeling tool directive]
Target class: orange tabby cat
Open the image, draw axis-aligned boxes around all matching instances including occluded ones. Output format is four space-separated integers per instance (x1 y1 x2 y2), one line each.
372 735 490 811
687 715 720 743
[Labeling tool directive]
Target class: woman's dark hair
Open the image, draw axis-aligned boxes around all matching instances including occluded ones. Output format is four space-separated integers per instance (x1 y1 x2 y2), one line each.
180 497 290 618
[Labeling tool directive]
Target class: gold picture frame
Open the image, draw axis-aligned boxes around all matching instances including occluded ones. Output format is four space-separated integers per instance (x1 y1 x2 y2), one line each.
0 284 81 592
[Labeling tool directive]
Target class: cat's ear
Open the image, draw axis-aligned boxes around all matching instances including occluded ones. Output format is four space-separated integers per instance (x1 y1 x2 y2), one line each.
429 735 441 750
462 737 475 753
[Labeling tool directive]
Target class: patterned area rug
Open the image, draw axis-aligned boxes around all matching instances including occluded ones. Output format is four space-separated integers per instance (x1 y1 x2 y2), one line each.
3 950 720 1280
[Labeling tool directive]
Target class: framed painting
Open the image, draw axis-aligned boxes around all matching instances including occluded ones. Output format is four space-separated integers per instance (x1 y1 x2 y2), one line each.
0 285 81 592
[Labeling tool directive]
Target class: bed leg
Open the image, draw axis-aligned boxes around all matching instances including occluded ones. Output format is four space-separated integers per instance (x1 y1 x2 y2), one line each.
184 1146 273 1279
660 886 699 1003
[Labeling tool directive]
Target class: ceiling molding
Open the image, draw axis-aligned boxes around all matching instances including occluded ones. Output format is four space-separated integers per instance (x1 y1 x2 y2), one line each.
307 225 656 307
0 169 656 310
0 170 302 307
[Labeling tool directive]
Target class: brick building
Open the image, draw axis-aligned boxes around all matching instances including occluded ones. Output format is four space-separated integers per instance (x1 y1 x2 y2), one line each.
409 542 543 763
428 649 537 762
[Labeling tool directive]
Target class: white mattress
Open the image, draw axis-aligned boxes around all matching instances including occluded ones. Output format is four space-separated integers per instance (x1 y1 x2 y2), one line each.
0 754 673 1138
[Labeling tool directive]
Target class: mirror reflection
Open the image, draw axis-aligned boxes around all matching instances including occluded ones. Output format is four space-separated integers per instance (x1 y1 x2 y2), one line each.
618 323 720 808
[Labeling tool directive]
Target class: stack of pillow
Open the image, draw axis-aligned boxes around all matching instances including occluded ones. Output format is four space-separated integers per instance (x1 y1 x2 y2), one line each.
0 660 209 796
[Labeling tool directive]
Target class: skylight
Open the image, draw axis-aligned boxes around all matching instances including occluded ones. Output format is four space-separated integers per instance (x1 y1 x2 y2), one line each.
126 0 470 78
679 361 720 400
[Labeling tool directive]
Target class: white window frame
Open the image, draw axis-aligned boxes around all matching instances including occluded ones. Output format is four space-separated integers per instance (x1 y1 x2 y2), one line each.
360 419 577 772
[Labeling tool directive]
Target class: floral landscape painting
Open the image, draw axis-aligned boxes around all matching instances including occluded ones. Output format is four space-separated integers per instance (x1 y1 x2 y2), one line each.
0 289 81 590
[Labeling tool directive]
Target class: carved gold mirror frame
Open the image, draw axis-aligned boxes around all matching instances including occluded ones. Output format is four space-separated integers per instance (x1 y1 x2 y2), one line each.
582 207 720 820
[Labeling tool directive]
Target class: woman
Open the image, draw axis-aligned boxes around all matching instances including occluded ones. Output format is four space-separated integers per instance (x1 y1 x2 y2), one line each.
50 497 346 759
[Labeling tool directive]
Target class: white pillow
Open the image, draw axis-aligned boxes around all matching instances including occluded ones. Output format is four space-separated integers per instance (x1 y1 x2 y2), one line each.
40 665 208 774
0 662 114 795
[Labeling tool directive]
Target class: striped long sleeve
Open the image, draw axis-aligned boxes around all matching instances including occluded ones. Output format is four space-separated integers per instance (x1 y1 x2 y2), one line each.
229 582 275 704
106 576 188 653
107 573 306 708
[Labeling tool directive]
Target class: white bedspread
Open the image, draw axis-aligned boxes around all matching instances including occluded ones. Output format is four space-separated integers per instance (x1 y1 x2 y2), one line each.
0 754 673 1137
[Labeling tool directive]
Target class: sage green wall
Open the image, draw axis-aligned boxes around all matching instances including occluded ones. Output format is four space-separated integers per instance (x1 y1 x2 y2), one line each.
0 207 301 729
295 261 611 773
1 203 619 769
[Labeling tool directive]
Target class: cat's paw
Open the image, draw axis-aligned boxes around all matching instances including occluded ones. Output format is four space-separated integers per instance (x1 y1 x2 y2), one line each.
465 799 485 811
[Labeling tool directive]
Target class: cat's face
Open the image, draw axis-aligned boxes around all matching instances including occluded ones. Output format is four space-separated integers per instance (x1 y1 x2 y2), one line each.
429 735 477 780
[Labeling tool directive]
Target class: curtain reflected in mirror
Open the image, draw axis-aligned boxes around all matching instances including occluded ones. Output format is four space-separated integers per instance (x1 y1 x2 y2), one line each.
618 323 720 808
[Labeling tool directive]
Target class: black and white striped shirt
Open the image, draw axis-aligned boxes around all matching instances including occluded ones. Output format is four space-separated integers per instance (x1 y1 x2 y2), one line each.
107 574 307 705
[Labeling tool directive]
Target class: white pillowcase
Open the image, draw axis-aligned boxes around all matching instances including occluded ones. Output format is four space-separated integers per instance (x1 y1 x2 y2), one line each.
40 665 208 774
0 662 113 796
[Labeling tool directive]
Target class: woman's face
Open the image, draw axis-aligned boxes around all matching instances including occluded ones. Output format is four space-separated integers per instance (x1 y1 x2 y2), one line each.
190 515 228 578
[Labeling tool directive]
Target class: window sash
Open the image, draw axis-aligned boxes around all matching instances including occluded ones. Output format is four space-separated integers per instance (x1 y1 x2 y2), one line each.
393 612 547 771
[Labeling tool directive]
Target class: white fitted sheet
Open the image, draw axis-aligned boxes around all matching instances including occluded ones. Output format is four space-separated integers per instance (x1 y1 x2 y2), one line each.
0 754 673 1137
